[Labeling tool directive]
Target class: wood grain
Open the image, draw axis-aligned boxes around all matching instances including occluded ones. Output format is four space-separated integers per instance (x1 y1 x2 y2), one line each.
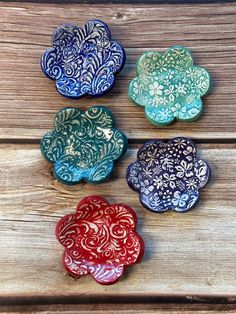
0 144 236 298
1 1 236 309
1 303 236 314
0 3 236 140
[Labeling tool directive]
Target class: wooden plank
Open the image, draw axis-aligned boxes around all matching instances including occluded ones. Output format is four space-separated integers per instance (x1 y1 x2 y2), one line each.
1 303 236 314
3 0 236 3
0 3 236 140
0 144 236 298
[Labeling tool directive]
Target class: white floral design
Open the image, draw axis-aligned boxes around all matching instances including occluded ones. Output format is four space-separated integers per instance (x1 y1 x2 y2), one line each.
140 179 154 195
186 177 198 190
165 85 175 102
171 103 181 117
153 176 167 190
163 173 176 189
126 137 211 213
175 82 187 96
129 46 211 126
149 81 164 97
172 191 189 208
175 160 193 178
133 81 141 95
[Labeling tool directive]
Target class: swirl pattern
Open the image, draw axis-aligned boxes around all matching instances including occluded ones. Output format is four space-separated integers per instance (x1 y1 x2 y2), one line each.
126 137 211 212
128 46 210 126
56 195 144 285
41 20 125 98
40 106 128 185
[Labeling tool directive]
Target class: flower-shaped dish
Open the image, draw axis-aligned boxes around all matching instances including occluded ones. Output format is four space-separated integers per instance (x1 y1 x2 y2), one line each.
128 46 210 126
56 195 144 285
41 20 125 98
126 137 210 213
41 106 128 185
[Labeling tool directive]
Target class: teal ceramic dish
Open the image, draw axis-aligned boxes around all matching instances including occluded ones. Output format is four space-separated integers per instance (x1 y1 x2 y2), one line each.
128 46 211 126
41 106 128 185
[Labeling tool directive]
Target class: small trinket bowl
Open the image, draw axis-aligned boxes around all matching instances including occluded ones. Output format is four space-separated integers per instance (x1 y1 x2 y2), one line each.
41 19 126 98
56 195 144 285
41 106 128 185
126 137 211 213
128 46 211 126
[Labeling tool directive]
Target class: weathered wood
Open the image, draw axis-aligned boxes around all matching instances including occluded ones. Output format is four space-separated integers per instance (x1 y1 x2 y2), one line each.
0 144 236 298
0 1 236 308
0 3 236 140
3 0 236 3
1 302 236 314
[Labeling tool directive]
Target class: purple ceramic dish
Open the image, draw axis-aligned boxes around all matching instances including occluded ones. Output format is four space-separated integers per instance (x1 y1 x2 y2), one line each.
126 137 211 213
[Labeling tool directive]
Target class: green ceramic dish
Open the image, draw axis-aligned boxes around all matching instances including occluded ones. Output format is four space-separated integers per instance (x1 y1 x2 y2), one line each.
128 46 211 126
40 106 128 185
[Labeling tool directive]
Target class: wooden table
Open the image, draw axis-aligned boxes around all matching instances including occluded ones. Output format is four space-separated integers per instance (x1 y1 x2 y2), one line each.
0 1 236 313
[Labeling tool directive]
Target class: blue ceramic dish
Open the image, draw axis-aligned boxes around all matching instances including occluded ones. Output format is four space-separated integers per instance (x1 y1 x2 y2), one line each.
126 137 211 213
41 20 126 98
41 106 128 185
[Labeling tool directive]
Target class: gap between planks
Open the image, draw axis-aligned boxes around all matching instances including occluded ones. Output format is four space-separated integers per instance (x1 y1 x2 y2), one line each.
0 294 236 307
0 139 236 146
0 302 236 314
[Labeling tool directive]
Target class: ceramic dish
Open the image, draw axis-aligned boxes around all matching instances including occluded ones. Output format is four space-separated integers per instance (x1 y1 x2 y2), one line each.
41 19 125 98
126 137 211 213
56 195 144 285
128 46 211 126
41 106 128 185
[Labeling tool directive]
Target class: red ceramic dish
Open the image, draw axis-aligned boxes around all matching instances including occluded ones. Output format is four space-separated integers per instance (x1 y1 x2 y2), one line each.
56 195 144 285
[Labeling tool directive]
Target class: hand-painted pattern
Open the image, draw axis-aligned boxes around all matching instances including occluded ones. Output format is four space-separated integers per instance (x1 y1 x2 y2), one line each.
56 195 144 285
126 137 211 213
128 46 210 126
40 106 127 185
41 20 125 98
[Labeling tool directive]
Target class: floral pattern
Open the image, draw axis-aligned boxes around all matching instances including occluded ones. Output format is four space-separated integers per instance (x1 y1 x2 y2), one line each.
41 20 125 98
40 106 127 185
126 137 211 212
56 195 144 285
128 46 211 126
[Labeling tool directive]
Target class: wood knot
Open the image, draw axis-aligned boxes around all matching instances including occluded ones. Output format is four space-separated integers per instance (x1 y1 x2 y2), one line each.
114 12 124 20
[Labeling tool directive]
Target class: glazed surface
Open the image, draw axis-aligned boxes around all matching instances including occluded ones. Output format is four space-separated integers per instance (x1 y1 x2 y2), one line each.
56 195 144 285
41 20 125 98
41 106 127 184
127 137 210 212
